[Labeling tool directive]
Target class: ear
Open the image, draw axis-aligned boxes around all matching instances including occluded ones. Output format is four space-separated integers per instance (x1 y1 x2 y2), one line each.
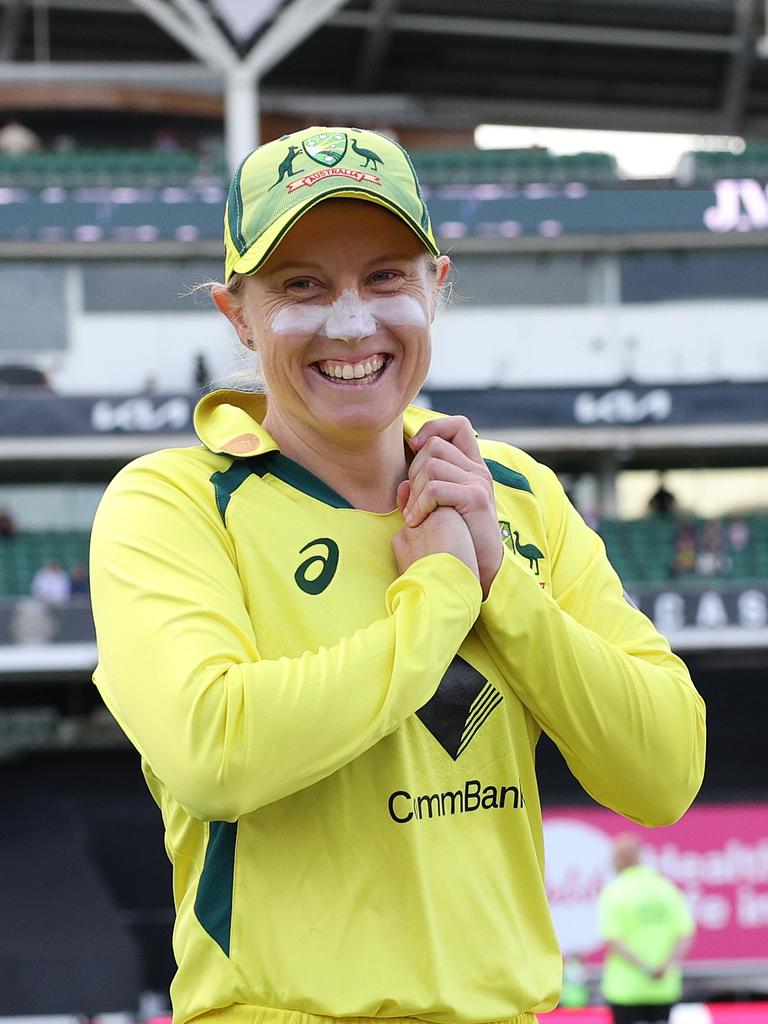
211 283 252 347
429 254 452 321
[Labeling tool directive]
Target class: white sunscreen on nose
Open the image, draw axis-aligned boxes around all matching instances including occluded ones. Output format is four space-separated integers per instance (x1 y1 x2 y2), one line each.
323 289 377 340
268 289 427 337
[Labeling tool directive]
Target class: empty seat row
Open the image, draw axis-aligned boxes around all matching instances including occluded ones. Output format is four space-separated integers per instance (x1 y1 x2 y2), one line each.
0 145 619 190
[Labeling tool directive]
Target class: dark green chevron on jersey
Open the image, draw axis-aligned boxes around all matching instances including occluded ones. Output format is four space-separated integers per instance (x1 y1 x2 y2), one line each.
416 656 503 760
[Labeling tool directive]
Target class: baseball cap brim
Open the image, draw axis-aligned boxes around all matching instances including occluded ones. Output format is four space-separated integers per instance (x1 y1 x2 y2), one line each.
225 185 439 282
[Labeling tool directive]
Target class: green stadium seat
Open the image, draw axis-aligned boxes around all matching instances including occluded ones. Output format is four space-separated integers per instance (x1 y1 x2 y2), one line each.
0 530 90 597
597 514 768 586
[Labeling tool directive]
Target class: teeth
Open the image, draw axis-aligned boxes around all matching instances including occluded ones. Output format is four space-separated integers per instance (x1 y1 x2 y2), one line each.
317 355 385 381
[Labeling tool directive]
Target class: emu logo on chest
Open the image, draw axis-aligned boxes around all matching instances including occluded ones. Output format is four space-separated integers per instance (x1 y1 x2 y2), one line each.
499 521 545 576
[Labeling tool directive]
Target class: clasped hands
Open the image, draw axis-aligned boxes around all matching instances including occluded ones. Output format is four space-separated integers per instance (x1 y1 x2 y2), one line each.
391 416 503 600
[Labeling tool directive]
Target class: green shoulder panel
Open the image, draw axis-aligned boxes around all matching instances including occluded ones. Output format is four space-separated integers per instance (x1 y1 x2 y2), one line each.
484 458 533 495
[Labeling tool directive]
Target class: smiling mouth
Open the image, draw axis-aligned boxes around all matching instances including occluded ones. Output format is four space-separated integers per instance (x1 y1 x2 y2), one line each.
313 354 389 383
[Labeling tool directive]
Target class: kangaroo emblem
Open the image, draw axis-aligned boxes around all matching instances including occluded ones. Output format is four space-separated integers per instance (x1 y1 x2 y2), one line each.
351 137 384 171
268 145 304 190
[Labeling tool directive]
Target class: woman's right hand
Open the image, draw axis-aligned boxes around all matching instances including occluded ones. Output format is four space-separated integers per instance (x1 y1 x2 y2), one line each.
392 481 480 581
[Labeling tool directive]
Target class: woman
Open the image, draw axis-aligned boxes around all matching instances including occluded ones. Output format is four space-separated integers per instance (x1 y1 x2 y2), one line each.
90 126 705 1024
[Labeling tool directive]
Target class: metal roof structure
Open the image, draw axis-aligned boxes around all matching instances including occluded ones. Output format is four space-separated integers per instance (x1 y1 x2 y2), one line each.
2 0 768 166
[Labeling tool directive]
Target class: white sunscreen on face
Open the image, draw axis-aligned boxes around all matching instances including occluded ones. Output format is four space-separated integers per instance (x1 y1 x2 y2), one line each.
366 294 427 328
323 289 377 340
268 289 427 339
269 304 328 335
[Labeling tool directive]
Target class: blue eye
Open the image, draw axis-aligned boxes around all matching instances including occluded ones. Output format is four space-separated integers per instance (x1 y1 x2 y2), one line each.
369 270 400 286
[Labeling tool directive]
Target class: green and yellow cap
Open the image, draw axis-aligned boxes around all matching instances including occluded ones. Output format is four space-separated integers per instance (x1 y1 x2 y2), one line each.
224 126 439 283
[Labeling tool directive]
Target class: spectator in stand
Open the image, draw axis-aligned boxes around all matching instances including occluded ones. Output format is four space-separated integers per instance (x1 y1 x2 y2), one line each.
0 118 41 157
68 561 90 597
193 352 211 393
671 521 697 577
0 506 17 539
154 128 180 152
599 833 695 1024
648 475 676 517
726 517 751 553
31 559 71 604
695 519 730 577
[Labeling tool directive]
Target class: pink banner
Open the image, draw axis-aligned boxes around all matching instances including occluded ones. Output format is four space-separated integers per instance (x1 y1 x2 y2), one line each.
542 802 768 965
540 1005 768 1024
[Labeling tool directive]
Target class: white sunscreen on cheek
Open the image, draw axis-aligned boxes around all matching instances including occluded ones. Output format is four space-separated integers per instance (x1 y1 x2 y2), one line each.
366 293 428 329
269 304 328 335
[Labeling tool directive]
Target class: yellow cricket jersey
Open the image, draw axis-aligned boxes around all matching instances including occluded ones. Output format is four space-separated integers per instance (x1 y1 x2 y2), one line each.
90 390 705 1024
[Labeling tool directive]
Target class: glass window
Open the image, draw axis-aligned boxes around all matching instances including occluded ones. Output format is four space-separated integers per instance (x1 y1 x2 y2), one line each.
451 253 591 306
621 250 768 302
0 264 67 351
83 260 222 311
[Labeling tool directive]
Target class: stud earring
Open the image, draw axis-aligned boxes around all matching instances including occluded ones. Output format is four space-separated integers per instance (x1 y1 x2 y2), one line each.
246 337 255 348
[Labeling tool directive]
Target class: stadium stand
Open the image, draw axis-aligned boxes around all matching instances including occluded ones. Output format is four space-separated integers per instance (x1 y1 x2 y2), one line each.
678 142 768 185
599 514 768 585
0 144 619 189
410 148 619 187
0 531 90 597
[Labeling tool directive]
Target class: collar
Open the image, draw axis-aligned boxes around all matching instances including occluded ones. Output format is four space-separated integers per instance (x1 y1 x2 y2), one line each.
193 389 446 458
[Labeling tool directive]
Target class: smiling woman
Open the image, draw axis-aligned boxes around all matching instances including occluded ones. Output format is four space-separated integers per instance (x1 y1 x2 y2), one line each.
210 200 448 501
88 126 706 1024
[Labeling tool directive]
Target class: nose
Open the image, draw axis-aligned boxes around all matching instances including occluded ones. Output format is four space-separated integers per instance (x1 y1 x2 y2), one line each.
323 289 376 342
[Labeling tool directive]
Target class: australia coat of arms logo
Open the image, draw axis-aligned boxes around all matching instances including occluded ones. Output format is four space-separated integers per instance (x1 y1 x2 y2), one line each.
302 132 348 167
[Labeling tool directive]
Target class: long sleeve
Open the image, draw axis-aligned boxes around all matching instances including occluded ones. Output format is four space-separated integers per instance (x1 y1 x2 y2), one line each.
90 454 482 822
475 462 705 827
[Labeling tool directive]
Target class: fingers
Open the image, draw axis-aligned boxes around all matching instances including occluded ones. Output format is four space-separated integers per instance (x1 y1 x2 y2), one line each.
404 434 494 527
405 478 491 528
408 416 483 464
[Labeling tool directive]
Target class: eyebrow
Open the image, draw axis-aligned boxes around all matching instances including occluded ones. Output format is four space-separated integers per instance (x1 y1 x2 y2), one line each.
263 252 420 276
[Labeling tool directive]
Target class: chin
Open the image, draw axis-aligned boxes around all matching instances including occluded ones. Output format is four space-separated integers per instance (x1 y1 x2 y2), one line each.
318 401 402 438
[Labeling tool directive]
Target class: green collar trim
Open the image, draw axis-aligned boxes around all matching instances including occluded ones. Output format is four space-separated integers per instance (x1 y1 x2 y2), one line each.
247 450 354 509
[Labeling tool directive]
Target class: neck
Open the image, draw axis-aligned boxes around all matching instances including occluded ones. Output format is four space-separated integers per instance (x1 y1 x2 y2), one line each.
263 408 409 513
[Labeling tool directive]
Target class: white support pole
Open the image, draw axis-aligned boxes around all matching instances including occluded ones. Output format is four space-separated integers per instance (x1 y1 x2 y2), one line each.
130 0 227 72
171 0 237 69
225 71 259 175
242 0 350 79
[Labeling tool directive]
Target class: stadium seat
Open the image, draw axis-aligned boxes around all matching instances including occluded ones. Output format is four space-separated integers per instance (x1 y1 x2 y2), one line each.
401 147 619 188
598 515 768 585
0 530 90 596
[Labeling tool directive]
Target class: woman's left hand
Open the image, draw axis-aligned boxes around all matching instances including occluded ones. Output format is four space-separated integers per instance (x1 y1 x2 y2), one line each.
402 416 503 599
